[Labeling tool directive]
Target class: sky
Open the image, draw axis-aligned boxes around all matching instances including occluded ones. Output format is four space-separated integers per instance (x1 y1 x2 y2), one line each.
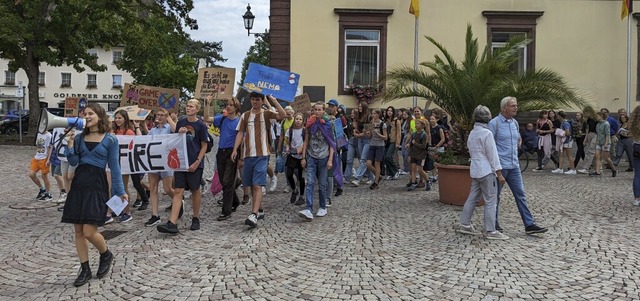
186 0 270 84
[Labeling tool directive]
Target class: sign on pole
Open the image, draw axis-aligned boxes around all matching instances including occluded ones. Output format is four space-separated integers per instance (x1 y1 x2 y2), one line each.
291 93 313 118
121 83 181 113
242 63 300 102
194 68 235 100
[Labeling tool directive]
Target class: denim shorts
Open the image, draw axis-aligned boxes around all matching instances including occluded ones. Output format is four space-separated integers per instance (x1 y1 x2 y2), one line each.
242 156 268 187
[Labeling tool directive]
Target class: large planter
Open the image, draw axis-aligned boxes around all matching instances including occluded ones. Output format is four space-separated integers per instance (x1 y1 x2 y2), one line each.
435 163 483 206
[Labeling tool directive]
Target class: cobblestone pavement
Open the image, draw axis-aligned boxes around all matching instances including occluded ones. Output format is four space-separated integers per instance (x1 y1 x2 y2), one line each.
1 144 639 301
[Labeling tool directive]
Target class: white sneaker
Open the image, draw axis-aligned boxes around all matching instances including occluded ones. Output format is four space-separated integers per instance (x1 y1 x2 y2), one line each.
398 171 408 175
350 179 360 187
56 192 67 204
244 214 258 228
284 186 290 193
633 199 640 206
577 169 589 174
316 208 327 217
298 209 313 221
564 169 577 175
269 176 278 192
262 186 266 195
484 231 509 240
455 224 480 235
365 180 373 185
551 168 564 174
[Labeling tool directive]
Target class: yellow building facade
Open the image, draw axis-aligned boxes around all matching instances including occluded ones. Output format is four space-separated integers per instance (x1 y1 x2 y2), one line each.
270 0 638 111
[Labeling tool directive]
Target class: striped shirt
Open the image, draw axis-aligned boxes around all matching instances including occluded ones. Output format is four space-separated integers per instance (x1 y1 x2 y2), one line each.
237 110 278 158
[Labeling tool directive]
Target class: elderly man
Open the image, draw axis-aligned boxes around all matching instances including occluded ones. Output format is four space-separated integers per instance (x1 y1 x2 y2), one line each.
457 105 507 240
488 96 548 235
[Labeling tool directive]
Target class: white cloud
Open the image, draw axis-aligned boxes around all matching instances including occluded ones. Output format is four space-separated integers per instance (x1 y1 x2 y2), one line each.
187 0 270 84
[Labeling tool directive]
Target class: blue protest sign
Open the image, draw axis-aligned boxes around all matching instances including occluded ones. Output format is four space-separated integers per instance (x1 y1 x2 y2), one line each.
242 63 300 102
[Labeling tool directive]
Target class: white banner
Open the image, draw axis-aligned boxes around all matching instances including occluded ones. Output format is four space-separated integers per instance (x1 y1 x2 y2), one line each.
51 129 189 175
115 134 189 175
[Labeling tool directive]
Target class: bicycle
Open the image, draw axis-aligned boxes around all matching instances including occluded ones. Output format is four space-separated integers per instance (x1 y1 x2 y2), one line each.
518 147 537 172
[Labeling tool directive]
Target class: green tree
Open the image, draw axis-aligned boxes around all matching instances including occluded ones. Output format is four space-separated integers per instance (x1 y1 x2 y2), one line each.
239 30 270 86
382 24 586 163
0 0 196 134
117 14 226 98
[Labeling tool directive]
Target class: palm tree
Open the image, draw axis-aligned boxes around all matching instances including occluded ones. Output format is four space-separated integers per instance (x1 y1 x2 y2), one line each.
382 24 585 163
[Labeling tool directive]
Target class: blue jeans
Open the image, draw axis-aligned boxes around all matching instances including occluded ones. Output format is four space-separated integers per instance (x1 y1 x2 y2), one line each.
305 156 328 211
344 138 357 181
401 139 410 172
496 168 535 228
356 138 374 181
633 156 640 197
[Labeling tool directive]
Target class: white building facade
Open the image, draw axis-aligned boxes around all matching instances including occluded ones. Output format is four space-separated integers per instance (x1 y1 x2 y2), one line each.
0 47 133 115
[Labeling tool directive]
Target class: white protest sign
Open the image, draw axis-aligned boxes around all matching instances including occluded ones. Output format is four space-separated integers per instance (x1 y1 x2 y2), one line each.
51 128 83 162
115 134 189 175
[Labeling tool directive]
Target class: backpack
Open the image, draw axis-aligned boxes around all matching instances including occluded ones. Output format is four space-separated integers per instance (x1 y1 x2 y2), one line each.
205 130 214 153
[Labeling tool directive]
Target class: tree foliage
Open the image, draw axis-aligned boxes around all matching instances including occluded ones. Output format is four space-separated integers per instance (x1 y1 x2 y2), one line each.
0 0 196 134
239 30 270 86
382 24 585 132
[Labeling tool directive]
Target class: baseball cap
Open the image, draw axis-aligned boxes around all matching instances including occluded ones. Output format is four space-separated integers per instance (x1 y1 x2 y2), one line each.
327 99 339 106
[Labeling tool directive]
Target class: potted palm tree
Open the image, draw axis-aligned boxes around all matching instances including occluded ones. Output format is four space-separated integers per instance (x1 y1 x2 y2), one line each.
382 24 585 205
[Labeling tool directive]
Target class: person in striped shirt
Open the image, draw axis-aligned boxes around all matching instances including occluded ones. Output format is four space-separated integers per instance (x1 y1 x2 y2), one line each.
231 92 285 228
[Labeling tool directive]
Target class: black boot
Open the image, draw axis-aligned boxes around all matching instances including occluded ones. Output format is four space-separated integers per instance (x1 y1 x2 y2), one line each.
96 250 114 279
74 261 92 287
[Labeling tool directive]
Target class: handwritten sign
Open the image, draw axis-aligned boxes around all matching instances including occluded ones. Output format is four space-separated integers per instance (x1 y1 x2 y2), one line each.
291 93 313 118
114 105 152 121
242 63 300 102
195 68 235 100
121 83 180 113
115 134 189 174
64 97 88 117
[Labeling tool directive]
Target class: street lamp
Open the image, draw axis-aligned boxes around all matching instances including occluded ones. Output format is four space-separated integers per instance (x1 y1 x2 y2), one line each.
242 3 256 36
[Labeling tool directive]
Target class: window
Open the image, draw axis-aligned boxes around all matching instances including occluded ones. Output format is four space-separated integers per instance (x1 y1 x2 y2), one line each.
61 73 71 87
335 8 393 95
112 50 123 64
4 70 15 85
87 49 98 65
344 29 380 87
483 11 544 72
87 74 97 88
491 32 527 74
38 72 45 86
112 74 122 88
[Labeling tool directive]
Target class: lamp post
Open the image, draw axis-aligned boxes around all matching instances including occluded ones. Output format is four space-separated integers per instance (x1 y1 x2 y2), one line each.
242 3 257 36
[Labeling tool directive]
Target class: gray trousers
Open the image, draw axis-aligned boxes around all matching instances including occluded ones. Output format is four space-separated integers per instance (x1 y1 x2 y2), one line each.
579 132 597 170
460 173 498 233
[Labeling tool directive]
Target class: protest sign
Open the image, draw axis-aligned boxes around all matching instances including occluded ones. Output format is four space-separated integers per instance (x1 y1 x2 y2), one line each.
114 105 152 121
114 134 189 175
64 97 88 117
121 83 180 113
242 63 300 102
291 93 313 118
51 128 83 160
195 68 235 100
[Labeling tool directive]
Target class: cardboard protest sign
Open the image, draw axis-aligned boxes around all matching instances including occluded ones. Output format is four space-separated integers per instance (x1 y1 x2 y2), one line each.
242 63 300 102
64 97 88 117
291 93 313 118
121 83 180 113
195 68 235 100
114 105 152 121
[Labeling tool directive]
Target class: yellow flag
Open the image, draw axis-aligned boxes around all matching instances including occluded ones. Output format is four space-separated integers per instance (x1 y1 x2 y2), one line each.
409 0 419 17
621 0 631 20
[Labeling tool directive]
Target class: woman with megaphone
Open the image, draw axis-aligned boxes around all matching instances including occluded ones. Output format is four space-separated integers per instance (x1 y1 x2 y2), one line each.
60 103 128 286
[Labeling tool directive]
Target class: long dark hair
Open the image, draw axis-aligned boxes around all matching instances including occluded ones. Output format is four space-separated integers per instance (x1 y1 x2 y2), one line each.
82 103 111 135
357 102 369 123
112 109 133 134
384 106 396 123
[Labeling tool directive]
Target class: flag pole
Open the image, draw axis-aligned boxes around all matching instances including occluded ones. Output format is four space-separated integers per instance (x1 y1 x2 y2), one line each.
413 16 418 108
627 7 632 113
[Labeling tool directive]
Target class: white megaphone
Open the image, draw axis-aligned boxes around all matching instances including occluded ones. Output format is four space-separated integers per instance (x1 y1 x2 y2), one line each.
38 109 85 132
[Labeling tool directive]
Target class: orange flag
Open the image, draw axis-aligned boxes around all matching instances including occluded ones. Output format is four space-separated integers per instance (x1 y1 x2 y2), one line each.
621 0 632 19
409 0 419 17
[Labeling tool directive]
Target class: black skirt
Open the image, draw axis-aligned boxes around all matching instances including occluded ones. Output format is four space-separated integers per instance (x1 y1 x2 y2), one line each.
61 164 109 226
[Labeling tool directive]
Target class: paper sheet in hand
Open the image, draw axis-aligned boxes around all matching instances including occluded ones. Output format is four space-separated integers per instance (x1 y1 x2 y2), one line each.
106 196 128 216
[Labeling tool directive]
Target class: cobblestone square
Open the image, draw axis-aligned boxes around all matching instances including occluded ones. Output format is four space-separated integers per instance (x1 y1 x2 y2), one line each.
1 145 638 300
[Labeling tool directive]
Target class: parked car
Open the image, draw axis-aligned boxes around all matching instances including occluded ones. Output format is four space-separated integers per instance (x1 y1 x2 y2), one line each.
0 108 65 135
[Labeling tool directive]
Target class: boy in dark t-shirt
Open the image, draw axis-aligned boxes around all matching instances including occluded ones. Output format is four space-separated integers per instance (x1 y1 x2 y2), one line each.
157 99 208 234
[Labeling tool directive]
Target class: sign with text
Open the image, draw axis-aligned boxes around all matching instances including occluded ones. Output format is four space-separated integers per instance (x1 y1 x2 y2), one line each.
51 128 83 161
195 68 235 100
115 134 189 175
291 93 313 118
242 63 300 102
114 105 152 121
121 83 180 113
64 97 88 117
